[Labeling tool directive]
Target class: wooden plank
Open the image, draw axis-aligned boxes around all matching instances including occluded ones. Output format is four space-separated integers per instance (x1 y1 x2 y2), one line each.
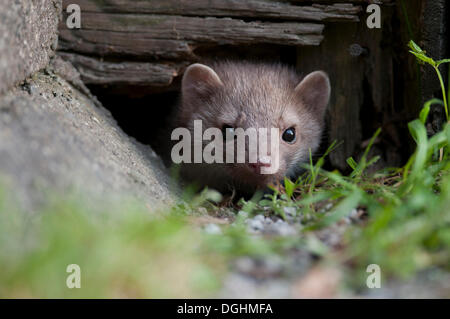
59 29 195 59
65 0 361 22
297 4 402 170
421 0 448 106
297 23 365 171
58 8 325 89
62 13 324 47
286 0 389 3
58 52 184 86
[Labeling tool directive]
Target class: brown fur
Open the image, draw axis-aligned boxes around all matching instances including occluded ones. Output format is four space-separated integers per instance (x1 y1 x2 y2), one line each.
170 61 330 194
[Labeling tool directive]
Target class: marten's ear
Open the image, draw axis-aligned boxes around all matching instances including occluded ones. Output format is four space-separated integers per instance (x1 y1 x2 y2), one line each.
294 71 330 120
182 63 223 107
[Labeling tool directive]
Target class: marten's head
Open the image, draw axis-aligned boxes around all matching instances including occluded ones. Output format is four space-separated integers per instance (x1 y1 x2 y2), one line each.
175 61 330 192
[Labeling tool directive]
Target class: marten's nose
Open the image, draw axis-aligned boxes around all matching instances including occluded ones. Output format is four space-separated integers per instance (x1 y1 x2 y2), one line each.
248 157 272 173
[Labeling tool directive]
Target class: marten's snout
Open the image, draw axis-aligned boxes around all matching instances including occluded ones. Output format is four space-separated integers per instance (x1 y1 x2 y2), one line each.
247 156 272 174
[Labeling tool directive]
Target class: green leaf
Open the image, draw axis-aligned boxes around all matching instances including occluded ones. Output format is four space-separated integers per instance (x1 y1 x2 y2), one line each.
409 51 436 67
366 155 381 168
408 40 423 54
241 191 263 214
258 200 272 207
284 177 295 198
437 59 450 67
361 128 382 161
407 119 429 176
420 98 444 124
408 41 436 66
305 235 329 256
446 123 450 144
347 128 382 179
419 104 430 124
310 190 363 229
346 157 358 170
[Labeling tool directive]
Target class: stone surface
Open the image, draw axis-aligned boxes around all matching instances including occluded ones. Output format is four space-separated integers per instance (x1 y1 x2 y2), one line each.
0 0 61 95
0 60 176 213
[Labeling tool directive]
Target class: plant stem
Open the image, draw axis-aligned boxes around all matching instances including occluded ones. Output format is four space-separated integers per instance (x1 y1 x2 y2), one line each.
448 64 450 120
434 66 449 121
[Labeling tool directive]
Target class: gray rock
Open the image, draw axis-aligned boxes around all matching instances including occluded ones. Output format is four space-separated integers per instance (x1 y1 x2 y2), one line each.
244 213 300 236
283 206 297 217
361 270 450 299
204 223 222 235
0 64 176 213
247 216 265 233
0 0 60 95
234 256 283 278
234 257 255 274
254 214 265 222
218 273 290 298
237 210 249 219
266 219 297 236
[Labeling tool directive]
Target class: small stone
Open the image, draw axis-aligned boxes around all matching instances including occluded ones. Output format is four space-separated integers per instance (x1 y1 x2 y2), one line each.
320 202 333 213
349 208 359 220
268 219 297 236
262 256 283 275
247 218 264 232
342 217 352 225
283 206 297 217
254 214 265 222
237 210 248 219
204 223 222 235
234 257 255 273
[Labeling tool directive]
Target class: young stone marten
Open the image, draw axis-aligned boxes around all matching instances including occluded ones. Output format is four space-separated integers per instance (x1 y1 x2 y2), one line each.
167 61 330 194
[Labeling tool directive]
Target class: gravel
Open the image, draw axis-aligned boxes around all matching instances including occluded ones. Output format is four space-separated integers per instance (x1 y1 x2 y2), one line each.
204 223 222 235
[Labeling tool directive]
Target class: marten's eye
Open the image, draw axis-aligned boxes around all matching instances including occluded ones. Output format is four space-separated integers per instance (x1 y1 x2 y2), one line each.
282 127 296 143
222 124 236 140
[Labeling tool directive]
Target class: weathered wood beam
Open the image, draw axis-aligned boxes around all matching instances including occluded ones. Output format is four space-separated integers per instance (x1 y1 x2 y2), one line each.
64 13 324 46
59 13 325 67
420 0 448 106
66 0 361 22
286 0 390 3
59 4 327 88
58 52 184 86
59 30 195 59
